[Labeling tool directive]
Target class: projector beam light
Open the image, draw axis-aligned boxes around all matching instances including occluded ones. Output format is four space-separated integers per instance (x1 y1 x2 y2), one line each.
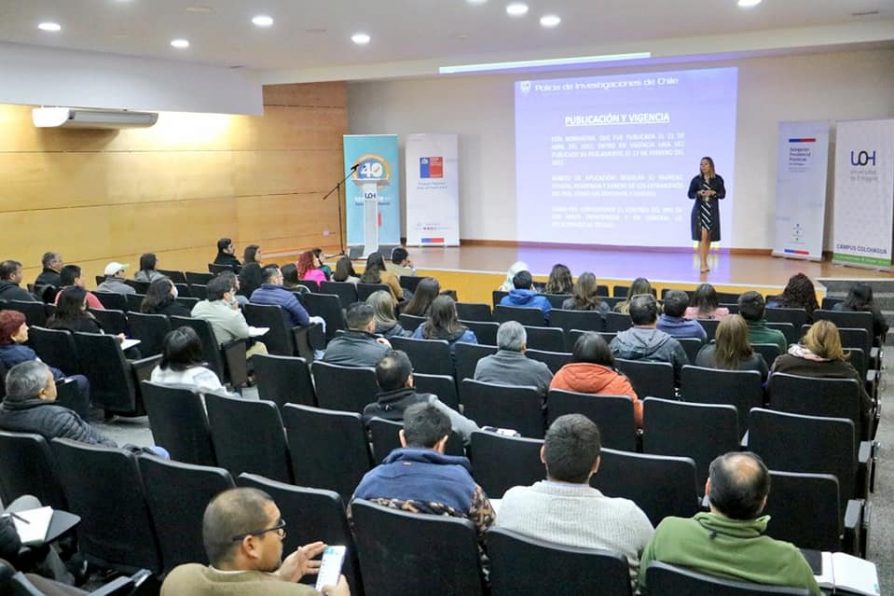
439 52 652 75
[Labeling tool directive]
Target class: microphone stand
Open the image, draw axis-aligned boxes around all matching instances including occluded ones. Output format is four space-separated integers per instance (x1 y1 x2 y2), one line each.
321 164 358 258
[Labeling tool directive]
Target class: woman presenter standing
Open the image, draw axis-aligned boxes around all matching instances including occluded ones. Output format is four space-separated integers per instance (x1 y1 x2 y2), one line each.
688 156 725 273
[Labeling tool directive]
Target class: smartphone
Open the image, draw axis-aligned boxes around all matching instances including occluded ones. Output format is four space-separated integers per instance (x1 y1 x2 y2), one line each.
314 545 346 591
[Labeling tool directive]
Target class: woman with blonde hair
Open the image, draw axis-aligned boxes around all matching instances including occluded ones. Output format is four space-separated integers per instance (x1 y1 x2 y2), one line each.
561 272 609 313
613 277 653 315
694 315 767 381
366 290 405 339
772 319 872 428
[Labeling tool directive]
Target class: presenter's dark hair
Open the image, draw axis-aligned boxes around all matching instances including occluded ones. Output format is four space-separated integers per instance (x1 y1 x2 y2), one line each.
662 290 690 318
59 265 82 287
206 275 233 301
376 350 413 391
544 414 602 484
159 327 205 372
512 270 533 290
708 452 770 520
402 402 451 448
571 332 615 367
403 277 440 316
629 294 659 325
345 302 375 331
737 291 766 322
138 253 157 273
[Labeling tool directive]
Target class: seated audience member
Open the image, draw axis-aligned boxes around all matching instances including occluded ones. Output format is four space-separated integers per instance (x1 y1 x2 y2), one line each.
250 265 321 329
772 319 873 431
833 282 889 340
0 361 114 447
96 261 136 295
151 327 230 402
638 452 820 595
738 291 788 355
360 252 404 301
473 321 553 397
243 244 262 267
312 248 332 280
331 256 359 285
191 276 268 359
1 494 75 587
544 263 573 295
239 263 264 300
213 237 242 273
0 260 37 302
610 294 688 382
54 264 104 310
386 247 416 278
684 283 730 320
499 270 551 320
766 273 819 321
363 350 478 443
561 271 610 313
411 295 478 353
0 310 91 417
297 250 327 284
161 487 349 596
498 260 528 292
34 251 63 289
656 290 707 342
217 270 249 306
141 278 192 317
134 252 167 283
497 415 653 580
351 402 495 540
552 332 641 426
48 287 108 335
613 277 653 315
322 302 391 367
280 263 303 290
695 315 769 382
400 277 440 317
366 290 406 339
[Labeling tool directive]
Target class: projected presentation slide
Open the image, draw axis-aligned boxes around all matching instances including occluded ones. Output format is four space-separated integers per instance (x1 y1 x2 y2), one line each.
515 67 738 248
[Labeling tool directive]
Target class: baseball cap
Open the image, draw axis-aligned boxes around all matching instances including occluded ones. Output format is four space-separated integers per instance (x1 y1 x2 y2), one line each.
104 262 129 276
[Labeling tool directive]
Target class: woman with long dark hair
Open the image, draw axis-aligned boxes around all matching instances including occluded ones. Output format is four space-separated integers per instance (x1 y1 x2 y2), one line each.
141 278 191 317
833 282 889 339
150 327 229 406
402 277 440 317
685 283 730 320
767 273 819 320
695 314 767 381
411 295 476 352
367 290 406 339
134 253 166 283
687 156 726 273
561 272 608 313
544 264 573 295
360 252 403 301
332 256 359 284
47 286 103 334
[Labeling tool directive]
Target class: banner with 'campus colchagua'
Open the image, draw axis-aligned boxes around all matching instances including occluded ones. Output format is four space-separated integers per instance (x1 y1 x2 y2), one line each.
832 119 894 268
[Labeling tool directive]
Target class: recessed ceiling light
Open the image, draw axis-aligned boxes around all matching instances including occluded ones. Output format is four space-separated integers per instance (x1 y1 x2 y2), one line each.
351 32 371 45
252 14 274 27
506 2 529 16
466 0 488 4
540 14 561 27
170 38 190 49
37 22 61 32
737 0 762 7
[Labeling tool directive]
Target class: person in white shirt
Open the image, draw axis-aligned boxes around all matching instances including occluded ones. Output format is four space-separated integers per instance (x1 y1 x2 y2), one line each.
150 327 233 407
495 414 653 582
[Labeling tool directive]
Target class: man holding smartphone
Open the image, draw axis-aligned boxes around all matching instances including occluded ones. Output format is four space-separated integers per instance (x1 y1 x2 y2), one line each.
162 488 349 596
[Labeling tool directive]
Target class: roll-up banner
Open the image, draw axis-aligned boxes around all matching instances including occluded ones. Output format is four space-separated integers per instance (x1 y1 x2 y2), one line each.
772 121 830 261
343 134 401 253
832 119 894 268
405 133 460 246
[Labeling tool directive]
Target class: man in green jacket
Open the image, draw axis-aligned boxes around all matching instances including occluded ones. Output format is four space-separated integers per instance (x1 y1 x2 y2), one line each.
638 452 820 595
739 291 788 356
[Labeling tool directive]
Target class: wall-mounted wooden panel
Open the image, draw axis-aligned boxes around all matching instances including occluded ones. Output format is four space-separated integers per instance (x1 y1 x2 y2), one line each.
0 82 347 285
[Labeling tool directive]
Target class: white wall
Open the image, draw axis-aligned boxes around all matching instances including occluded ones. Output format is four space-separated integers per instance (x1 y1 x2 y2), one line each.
0 42 263 115
347 48 894 249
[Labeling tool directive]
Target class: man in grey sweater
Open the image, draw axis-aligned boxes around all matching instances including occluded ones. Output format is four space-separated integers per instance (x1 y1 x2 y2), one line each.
495 414 653 582
610 294 688 382
473 321 553 397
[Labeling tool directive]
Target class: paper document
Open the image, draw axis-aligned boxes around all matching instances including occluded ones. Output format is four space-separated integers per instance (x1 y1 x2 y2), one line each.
815 551 880 596
249 326 270 337
11 506 53 545
120 338 141 351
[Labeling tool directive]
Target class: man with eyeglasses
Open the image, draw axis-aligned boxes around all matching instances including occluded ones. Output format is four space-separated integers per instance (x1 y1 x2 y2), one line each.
162 487 349 595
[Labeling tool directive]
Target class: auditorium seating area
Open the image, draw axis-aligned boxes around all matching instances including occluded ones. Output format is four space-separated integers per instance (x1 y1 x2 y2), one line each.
0 265 889 594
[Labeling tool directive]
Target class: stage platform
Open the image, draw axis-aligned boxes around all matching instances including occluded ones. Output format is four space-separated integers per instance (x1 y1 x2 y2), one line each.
397 245 894 306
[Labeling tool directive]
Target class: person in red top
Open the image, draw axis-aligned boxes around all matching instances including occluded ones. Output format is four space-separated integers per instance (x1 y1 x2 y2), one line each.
550 332 642 427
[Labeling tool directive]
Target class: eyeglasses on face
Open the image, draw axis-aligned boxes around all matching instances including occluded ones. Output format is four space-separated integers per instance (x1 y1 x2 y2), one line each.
230 518 286 542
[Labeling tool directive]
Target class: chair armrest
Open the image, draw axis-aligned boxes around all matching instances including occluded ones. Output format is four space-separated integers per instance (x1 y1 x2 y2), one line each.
89 575 133 596
843 499 863 557
291 325 315 360
860 500 872 560
858 440 873 465
130 355 162 382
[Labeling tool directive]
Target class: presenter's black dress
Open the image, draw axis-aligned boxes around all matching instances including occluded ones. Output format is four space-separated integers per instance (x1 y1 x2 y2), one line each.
687 174 726 242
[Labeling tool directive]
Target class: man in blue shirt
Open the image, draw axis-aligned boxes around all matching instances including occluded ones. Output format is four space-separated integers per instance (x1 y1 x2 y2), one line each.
249 265 313 328
499 270 551 321
656 290 707 342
